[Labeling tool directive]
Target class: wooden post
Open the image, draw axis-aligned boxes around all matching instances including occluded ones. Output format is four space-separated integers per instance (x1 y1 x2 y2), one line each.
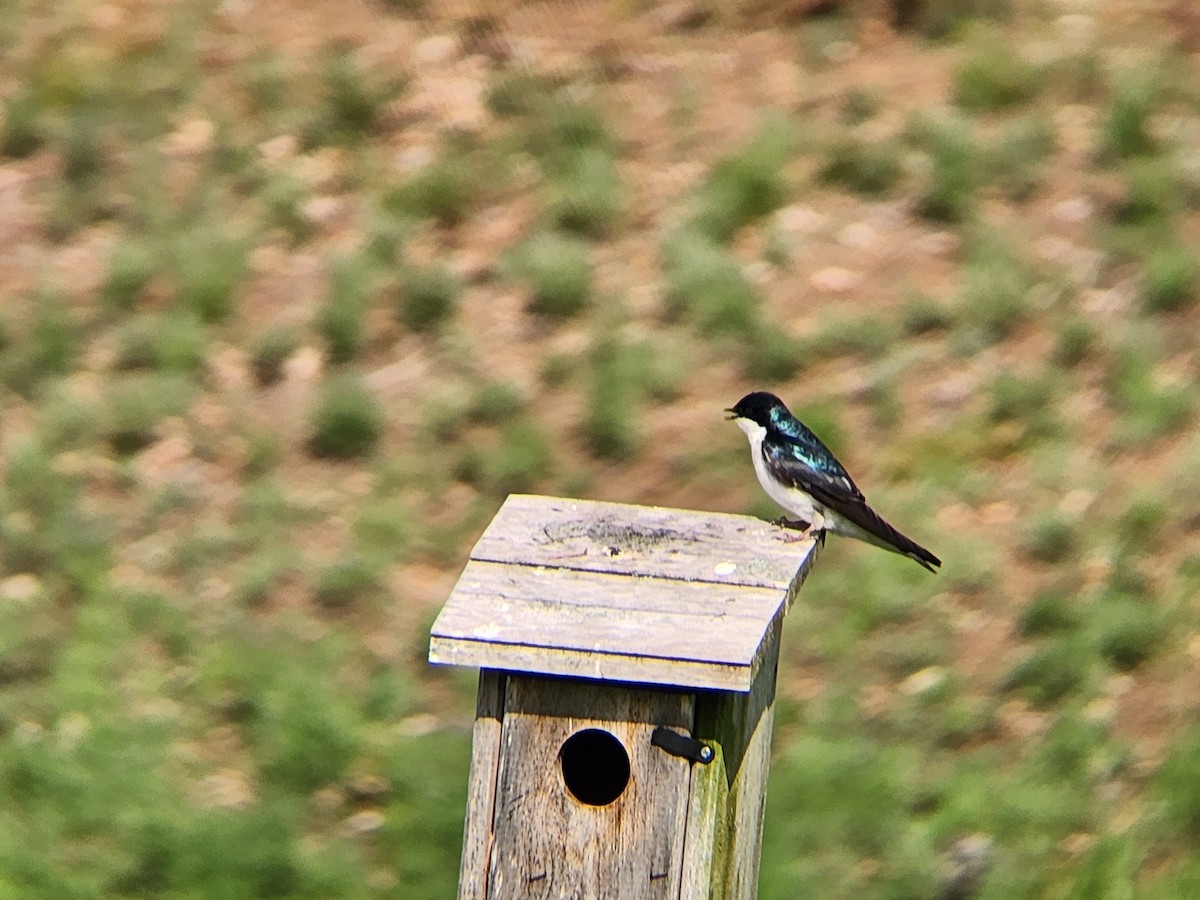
429 494 819 899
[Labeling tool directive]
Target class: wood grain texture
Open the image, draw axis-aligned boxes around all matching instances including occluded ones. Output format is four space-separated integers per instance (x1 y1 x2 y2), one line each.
457 670 505 900
471 494 811 589
429 494 819 691
429 637 749 692
682 614 784 899
486 677 694 899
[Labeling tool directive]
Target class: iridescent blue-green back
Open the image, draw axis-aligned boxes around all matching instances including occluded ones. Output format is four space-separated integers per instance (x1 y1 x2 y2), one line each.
767 406 854 483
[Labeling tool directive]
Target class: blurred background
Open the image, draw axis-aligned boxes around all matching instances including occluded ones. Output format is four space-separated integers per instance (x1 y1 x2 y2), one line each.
2 0 1200 896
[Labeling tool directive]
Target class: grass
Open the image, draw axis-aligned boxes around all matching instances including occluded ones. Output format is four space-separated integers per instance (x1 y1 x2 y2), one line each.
3 6 1200 899
581 335 643 460
689 114 796 243
250 327 298 387
485 71 554 118
901 292 955 335
818 133 903 197
0 86 43 158
806 315 896 361
1156 726 1200 838
1002 638 1091 707
397 264 463 332
526 98 613 174
1091 591 1163 671
113 312 207 373
911 113 979 223
988 114 1055 201
1054 318 1096 368
510 231 592 319
313 555 380 611
954 28 1041 110
546 147 624 238
104 373 194 454
958 233 1033 346
318 253 373 363
1098 69 1159 161
1105 333 1195 444
0 292 81 397
1021 512 1076 564
307 374 384 460
101 238 160 311
1018 588 1081 637
893 0 1013 38
457 419 552 495
744 322 805 382
1141 243 1198 313
1111 157 1181 228
386 153 476 228
662 229 762 337
313 48 402 145
174 222 250 324
469 382 524 424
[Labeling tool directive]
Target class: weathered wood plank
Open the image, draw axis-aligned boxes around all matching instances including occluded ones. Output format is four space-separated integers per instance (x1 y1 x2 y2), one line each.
450 560 787 621
457 670 505 900
486 677 693 899
429 496 820 691
682 613 784 899
471 494 816 590
433 591 767 658
429 635 753 692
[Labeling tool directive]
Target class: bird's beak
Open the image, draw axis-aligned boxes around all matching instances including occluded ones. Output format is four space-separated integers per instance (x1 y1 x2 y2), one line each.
724 408 738 420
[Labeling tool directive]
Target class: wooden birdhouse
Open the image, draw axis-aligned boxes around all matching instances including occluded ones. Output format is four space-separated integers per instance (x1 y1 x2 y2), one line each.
428 494 820 899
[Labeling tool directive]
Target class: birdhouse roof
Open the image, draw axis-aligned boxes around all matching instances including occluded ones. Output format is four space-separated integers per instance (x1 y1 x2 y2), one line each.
428 494 819 692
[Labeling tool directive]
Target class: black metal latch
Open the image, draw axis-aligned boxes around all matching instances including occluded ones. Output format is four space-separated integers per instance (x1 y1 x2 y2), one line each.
651 726 714 764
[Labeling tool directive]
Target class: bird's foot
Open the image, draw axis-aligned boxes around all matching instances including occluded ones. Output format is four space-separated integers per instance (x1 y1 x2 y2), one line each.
775 513 826 543
774 516 820 542
773 516 810 531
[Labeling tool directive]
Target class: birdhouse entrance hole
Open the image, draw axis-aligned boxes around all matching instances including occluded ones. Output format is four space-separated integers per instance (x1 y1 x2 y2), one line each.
559 728 630 806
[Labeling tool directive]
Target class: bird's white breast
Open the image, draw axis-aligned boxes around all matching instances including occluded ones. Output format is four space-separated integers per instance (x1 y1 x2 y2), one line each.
736 418 818 522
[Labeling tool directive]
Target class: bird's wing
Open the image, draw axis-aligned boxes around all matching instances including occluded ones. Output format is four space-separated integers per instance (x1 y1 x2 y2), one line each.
761 434 864 505
761 436 941 572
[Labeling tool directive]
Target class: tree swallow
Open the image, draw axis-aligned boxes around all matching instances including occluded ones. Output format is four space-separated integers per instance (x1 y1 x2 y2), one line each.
727 391 941 572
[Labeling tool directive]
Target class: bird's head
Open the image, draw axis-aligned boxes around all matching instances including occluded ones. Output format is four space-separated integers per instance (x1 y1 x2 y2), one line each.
725 391 788 426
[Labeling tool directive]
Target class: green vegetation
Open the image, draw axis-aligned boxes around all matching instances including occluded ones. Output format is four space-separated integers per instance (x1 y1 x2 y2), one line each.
0 86 43 158
101 238 161 311
104 373 194 454
318 253 373 363
113 312 207 373
386 153 477 228
0 292 81 397
1 5 1199 899
251 327 298 387
1141 242 1198 313
1018 588 1080 637
662 229 762 336
1053 318 1095 368
1021 512 1076 564
547 147 624 237
954 29 1041 110
308 374 384 459
689 115 796 243
912 112 979 223
398 264 463 332
988 114 1055 201
511 231 593 319
1098 69 1159 161
958 233 1033 346
819 133 903 196
175 224 250 324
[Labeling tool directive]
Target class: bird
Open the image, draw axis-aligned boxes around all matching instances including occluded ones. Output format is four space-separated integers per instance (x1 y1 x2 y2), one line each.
726 391 941 572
